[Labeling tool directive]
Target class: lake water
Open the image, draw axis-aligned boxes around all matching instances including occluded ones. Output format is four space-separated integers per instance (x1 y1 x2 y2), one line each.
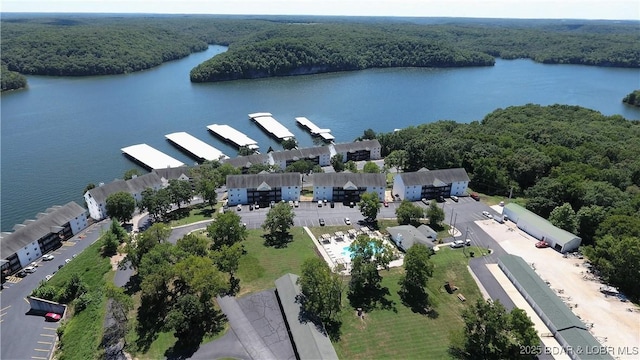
2 45 639 231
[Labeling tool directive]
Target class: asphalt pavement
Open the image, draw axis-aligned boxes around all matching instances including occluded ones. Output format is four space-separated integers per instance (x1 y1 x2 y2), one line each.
0 220 111 360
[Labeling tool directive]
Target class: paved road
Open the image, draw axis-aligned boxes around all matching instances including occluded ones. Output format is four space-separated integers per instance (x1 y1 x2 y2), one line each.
0 220 111 360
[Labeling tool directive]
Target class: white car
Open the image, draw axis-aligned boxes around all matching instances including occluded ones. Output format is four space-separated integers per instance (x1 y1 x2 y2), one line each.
42 254 55 261
482 211 493 219
24 266 37 273
294 200 299 208
344 217 351 225
450 240 465 248
65 259 71 264
45 275 53 281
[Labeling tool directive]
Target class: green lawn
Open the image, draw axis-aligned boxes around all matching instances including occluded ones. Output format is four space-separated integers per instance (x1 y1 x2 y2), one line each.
334 246 484 359
236 227 319 296
168 203 218 227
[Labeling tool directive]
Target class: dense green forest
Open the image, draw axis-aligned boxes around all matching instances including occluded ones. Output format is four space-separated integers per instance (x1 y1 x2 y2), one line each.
377 104 640 300
1 64 27 91
1 16 639 84
623 90 640 107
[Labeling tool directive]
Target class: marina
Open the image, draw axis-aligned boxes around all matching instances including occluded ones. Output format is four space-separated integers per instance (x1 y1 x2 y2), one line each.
295 116 335 142
248 112 295 141
207 124 259 150
121 143 185 170
165 132 229 162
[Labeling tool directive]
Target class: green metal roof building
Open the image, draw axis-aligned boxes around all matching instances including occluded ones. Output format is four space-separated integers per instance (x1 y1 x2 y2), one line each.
498 255 613 360
503 203 582 253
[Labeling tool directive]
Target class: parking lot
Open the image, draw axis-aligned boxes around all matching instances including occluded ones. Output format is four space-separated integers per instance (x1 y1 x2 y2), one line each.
477 215 640 356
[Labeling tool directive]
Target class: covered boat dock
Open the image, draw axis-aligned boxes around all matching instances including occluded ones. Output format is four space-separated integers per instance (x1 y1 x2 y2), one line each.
248 112 295 141
121 144 185 170
207 124 259 150
165 132 228 162
295 116 335 141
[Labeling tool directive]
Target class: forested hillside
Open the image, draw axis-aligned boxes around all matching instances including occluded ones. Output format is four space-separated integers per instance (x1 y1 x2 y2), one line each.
1 16 639 85
378 104 640 241
623 90 640 107
1 64 27 91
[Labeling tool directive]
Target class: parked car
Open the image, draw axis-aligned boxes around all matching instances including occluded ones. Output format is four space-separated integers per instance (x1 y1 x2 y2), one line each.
65 259 71 264
437 195 445 203
421 198 430 205
535 240 549 248
42 254 55 261
318 200 323 207
450 240 465 248
254 203 260 210
319 218 326 226
383 201 389 207
482 211 493 219
236 204 242 211
45 275 53 281
270 201 275 208
465 239 472 246
58 264 64 270
451 195 459 202
288 200 294 207
349 202 355 208
24 266 37 273
44 312 62 322
344 217 351 225
294 200 299 208
470 193 480 201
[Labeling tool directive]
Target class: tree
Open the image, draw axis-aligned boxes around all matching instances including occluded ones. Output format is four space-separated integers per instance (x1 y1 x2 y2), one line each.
362 161 380 173
548 203 578 234
191 161 223 210
384 150 408 172
348 235 394 310
176 233 210 257
281 137 298 150
358 192 382 222
102 232 119 257
124 168 141 180
211 242 245 295
207 211 247 250
361 128 376 140
83 183 96 195
576 205 606 245
398 244 434 313
139 187 172 222
238 145 257 156
262 202 295 247
345 161 357 172
583 235 640 302
298 258 343 331
123 223 172 269
105 191 136 223
330 153 344 172
449 299 538 360
395 200 424 225
167 179 193 209
426 201 445 227
285 160 315 174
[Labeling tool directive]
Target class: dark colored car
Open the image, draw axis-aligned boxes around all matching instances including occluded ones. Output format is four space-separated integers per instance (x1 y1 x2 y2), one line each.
470 193 480 201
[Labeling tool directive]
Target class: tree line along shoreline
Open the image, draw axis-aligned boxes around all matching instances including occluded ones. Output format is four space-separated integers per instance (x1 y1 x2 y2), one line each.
1 16 639 91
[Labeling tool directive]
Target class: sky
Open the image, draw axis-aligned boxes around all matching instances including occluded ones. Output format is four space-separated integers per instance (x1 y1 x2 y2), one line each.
1 0 639 20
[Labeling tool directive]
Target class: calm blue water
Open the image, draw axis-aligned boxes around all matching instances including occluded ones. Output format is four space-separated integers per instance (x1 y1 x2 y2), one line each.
2 45 640 231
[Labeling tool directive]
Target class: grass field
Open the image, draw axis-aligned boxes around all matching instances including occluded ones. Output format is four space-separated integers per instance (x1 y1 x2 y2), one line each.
334 246 484 359
236 228 319 296
168 203 217 227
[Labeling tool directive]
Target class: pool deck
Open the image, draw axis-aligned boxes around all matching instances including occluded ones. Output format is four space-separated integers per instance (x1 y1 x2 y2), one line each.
303 226 403 275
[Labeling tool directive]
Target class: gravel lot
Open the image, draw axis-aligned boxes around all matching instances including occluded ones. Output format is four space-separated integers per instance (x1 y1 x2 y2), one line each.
476 215 640 357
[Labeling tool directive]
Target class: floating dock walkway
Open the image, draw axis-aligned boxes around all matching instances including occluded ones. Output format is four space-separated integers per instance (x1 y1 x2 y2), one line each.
121 144 185 170
165 132 228 162
207 124 259 150
248 112 295 141
295 117 335 142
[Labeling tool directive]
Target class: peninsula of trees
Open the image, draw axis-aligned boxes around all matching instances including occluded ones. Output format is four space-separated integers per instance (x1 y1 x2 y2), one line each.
623 90 640 107
1 15 639 88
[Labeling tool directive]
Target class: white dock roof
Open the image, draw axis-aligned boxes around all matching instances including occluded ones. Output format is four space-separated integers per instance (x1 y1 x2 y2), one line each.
249 113 295 140
319 132 335 141
295 117 332 135
121 144 185 170
206 124 259 149
165 132 228 161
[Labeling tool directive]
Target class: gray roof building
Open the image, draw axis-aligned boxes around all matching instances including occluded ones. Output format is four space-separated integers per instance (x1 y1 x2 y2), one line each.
332 139 381 154
86 172 163 204
311 173 386 188
226 173 301 189
223 153 270 169
153 166 192 181
1 202 86 255
85 180 129 205
271 147 330 163
498 255 613 360
387 225 437 251
397 168 470 186
274 273 339 360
